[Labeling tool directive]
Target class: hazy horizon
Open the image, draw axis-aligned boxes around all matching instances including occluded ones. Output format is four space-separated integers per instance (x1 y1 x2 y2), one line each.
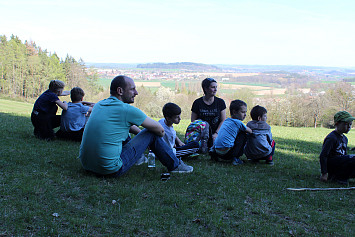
1 0 355 68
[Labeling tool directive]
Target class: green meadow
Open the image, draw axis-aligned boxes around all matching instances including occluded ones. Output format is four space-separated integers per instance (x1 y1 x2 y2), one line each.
0 99 354 236
97 78 277 94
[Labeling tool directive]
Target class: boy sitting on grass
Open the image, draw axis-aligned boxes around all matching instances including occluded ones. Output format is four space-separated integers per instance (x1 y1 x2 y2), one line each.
319 111 355 185
56 87 95 142
159 102 200 158
31 80 69 141
244 105 275 165
209 99 252 165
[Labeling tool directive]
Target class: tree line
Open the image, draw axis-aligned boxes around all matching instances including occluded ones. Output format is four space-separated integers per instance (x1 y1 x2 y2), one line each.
0 35 103 101
132 80 355 128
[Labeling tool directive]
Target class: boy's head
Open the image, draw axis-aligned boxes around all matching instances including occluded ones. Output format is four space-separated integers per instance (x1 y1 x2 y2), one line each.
162 102 181 125
70 87 85 102
230 99 247 121
49 80 65 95
334 111 355 134
250 105 267 121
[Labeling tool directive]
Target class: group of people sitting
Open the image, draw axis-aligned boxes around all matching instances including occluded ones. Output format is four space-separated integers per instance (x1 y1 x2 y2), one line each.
31 76 355 184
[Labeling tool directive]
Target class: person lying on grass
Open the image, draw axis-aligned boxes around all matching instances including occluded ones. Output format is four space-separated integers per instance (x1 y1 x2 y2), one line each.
79 75 193 177
319 111 355 185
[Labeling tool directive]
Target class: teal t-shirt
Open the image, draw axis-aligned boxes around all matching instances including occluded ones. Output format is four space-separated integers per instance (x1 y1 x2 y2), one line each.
79 96 147 174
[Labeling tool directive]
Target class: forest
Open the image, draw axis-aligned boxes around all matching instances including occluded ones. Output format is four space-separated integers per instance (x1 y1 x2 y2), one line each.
1 34 355 128
0 35 103 101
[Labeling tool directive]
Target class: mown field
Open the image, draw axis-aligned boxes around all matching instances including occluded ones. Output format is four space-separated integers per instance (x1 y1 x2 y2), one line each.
0 99 354 236
97 78 283 95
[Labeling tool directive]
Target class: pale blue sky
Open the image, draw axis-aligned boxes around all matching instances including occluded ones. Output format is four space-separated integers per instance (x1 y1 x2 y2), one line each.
1 0 354 67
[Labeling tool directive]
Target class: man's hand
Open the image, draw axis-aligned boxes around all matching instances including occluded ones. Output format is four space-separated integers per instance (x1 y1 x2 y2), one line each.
320 173 328 182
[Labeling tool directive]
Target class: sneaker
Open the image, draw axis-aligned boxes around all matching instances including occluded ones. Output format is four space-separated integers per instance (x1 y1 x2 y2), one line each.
232 157 244 166
135 154 148 166
171 160 193 173
189 153 199 158
265 160 274 166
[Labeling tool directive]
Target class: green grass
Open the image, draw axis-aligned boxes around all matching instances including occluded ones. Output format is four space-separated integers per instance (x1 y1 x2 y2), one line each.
0 98 33 115
0 99 354 236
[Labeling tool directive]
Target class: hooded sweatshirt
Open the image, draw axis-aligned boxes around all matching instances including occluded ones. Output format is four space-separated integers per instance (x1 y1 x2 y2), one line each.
244 120 273 159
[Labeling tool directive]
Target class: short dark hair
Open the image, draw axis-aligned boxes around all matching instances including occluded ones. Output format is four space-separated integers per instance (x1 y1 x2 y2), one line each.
201 78 217 94
110 75 127 95
48 80 65 92
162 102 181 118
250 105 267 120
230 99 247 114
70 87 85 102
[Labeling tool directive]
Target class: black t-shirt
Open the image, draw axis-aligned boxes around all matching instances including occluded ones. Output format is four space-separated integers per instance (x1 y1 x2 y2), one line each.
319 130 348 174
33 90 60 115
191 96 226 133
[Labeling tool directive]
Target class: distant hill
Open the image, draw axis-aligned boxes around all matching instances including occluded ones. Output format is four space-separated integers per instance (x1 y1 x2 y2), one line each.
87 61 355 77
86 62 138 69
137 62 220 71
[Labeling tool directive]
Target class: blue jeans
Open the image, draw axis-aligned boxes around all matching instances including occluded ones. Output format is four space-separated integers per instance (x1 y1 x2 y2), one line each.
113 129 179 177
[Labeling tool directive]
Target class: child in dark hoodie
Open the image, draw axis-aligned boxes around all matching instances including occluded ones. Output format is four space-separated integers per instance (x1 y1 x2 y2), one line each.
244 105 275 165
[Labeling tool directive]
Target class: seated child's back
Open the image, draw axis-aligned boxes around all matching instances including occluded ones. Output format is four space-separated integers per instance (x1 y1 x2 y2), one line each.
56 87 94 141
244 105 275 165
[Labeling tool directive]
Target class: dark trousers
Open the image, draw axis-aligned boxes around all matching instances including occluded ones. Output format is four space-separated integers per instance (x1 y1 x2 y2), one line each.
56 128 84 142
31 111 61 140
328 155 355 180
210 132 247 160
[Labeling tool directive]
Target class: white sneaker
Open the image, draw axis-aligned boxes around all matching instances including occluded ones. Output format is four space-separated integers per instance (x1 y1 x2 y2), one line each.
135 154 148 166
171 160 193 173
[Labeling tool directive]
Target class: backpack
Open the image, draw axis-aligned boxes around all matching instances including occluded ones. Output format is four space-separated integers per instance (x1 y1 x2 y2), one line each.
184 120 210 153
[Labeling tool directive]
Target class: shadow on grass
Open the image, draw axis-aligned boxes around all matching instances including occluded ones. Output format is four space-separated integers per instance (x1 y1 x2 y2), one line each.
1 111 349 185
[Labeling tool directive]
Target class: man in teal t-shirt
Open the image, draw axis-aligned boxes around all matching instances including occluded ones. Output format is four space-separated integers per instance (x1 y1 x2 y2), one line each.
79 75 193 176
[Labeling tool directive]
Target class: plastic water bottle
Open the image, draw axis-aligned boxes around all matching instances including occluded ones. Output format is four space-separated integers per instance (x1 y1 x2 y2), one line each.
147 150 156 168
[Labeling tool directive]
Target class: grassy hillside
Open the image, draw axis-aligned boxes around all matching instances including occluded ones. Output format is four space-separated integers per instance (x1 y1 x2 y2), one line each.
0 99 354 236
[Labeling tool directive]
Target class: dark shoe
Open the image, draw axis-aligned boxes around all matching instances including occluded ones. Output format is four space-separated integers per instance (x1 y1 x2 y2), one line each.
232 157 244 166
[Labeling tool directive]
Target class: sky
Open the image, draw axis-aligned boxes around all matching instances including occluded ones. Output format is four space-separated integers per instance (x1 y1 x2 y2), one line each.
1 0 355 67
